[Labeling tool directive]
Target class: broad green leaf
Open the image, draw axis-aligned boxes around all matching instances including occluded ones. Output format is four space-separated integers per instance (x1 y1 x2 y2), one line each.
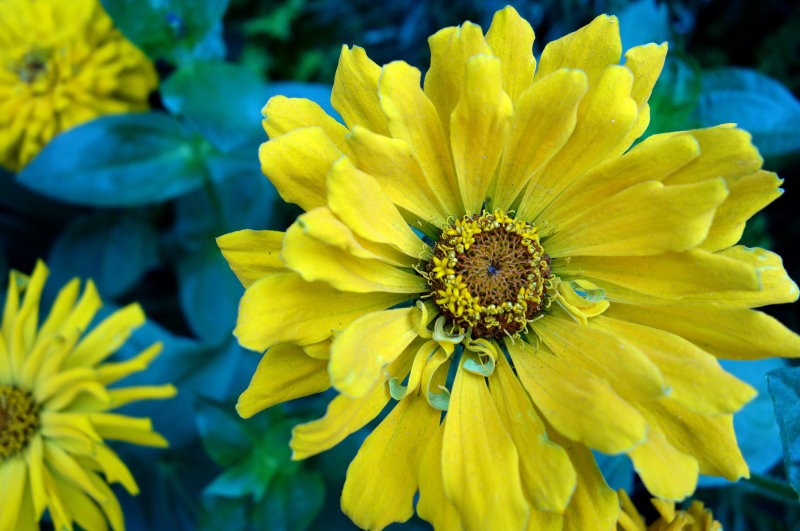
254 469 325 531
47 212 158 298
698 68 800 157
767 366 800 497
593 451 634 493
645 54 703 136
176 243 243 345
162 61 268 153
194 397 258 467
100 0 229 62
18 113 207 207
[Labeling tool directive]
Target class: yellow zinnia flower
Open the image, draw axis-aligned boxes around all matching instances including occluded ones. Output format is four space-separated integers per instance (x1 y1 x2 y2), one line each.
0 0 157 172
617 489 721 531
0 261 176 530
219 6 800 530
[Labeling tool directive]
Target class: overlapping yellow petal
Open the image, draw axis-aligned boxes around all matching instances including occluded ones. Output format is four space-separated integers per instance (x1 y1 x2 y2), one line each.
544 179 728 257
558 438 620 531
627 421 699 501
509 340 646 454
261 95 350 154
332 45 389 135
485 6 536 105
217 229 286 288
235 272 408 351
329 307 422 397
417 420 464 531
236 343 329 418
342 394 440 530
258 126 344 212
442 358 530 531
450 55 511 214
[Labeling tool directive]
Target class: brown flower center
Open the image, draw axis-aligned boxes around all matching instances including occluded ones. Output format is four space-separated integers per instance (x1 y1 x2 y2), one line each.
424 210 552 339
0 386 41 460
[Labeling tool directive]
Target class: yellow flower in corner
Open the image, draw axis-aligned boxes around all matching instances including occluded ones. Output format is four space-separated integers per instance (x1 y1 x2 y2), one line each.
0 0 157 172
0 261 176 530
618 489 721 531
219 6 800 530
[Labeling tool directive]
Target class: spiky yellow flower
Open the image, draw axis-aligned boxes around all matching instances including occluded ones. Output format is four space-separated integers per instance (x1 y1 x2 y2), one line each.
0 0 157 172
219 6 800 530
0 261 176 530
618 490 721 531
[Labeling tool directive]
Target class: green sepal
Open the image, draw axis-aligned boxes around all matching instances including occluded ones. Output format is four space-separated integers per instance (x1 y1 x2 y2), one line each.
388 377 407 401
569 280 606 302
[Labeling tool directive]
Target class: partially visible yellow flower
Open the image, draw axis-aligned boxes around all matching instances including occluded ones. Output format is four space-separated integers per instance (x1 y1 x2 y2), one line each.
0 0 157 172
0 261 176 530
618 489 722 531
220 6 800 530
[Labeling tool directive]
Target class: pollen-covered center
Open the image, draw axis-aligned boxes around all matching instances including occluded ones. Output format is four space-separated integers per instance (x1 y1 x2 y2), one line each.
14 50 50 84
0 385 41 460
424 210 552 339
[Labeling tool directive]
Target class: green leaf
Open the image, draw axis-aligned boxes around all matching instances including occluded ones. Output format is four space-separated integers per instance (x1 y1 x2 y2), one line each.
18 113 207 207
194 397 257 468
253 469 325 531
100 0 229 62
176 243 243 345
767 366 800 498
162 61 268 153
47 212 158 299
698 68 800 157
593 451 634 493
645 53 703 137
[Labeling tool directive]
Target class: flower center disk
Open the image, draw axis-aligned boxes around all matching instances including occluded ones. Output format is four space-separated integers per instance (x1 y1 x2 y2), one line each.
0 385 41 460
425 210 552 339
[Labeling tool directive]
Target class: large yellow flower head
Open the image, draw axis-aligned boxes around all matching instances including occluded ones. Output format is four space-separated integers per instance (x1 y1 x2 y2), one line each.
0 0 157 172
0 261 176 530
219 6 800 530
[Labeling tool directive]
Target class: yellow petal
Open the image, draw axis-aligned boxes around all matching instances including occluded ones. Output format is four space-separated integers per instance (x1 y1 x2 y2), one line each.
488 357 576 512
34 277 79 348
442 358 530 531
638 399 749 481
518 65 639 222
329 307 422 397
43 440 107 502
290 341 417 460
604 301 800 360
298 207 416 268
533 313 666 401
661 126 762 186
237 343 330 418
66 303 145 368
15 260 47 356
556 438 620 531
450 55 511 214
538 132 700 227
58 279 102 341
217 229 286 288
508 339 646 454
557 248 761 300
258 126 343 212
342 395 440 530
0 456 26 530
617 489 646 531
379 60 460 214
90 414 168 448
624 43 668 108
627 421 698 501
326 157 428 258
303 339 331 360
107 384 177 409
489 68 587 212
281 220 426 294
346 126 449 224
683 245 799 307
43 468 73 530
700 170 784 251
424 21 492 140
485 6 536 104
544 179 728 258
96 342 163 385
26 435 47 520
234 272 408 351
536 14 622 86
85 470 125 531
592 316 756 416
87 443 139 495
332 45 389 135
60 481 109 531
417 419 463 531
261 96 350 155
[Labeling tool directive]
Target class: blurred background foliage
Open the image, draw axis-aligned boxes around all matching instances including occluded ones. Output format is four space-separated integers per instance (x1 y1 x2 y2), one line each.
2 0 800 529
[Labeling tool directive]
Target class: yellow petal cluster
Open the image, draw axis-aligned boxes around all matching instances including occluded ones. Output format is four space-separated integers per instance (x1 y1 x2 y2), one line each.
0 0 157 172
0 261 175 530
219 6 800 530
617 489 721 531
